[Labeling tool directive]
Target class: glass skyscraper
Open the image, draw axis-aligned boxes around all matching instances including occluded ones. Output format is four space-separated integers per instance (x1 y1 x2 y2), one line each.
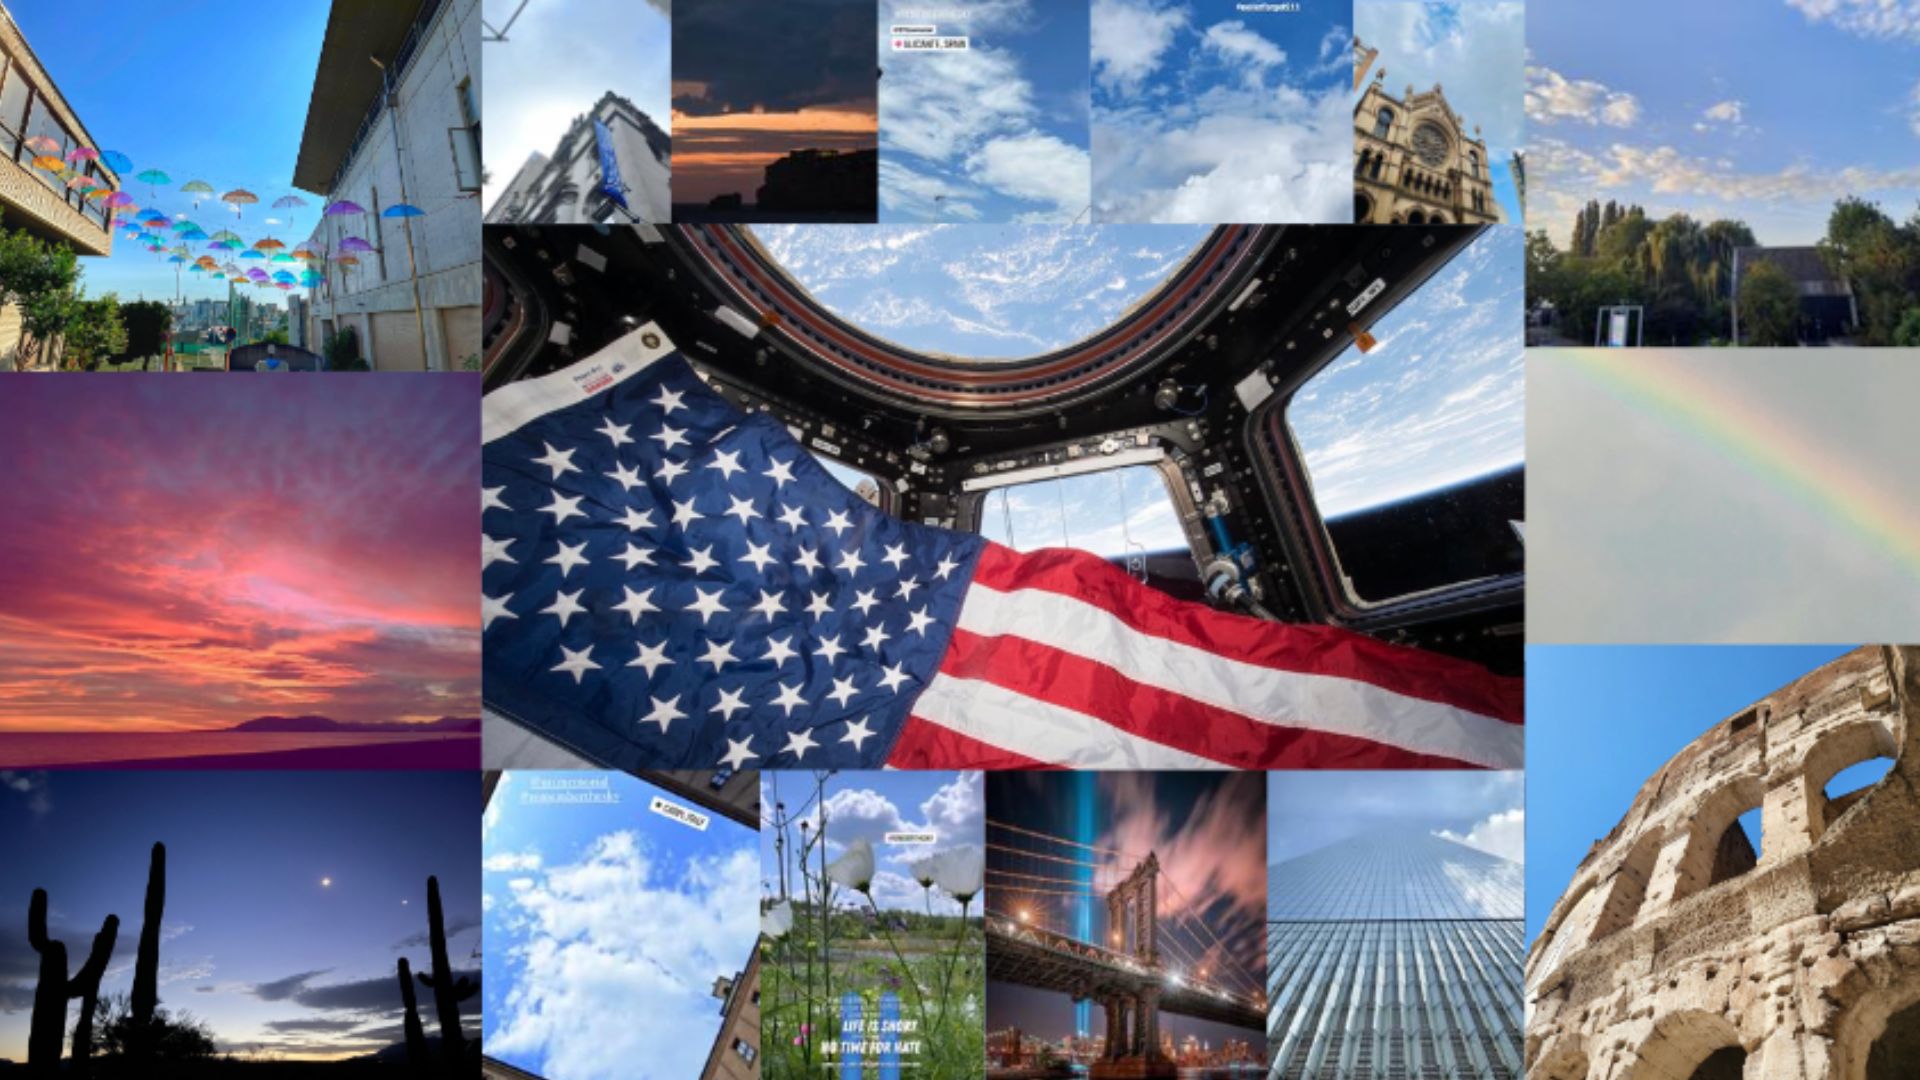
1266 830 1524 1080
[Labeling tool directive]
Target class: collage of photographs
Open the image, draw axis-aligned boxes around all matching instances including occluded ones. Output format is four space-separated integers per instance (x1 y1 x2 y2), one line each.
0 0 1916 1079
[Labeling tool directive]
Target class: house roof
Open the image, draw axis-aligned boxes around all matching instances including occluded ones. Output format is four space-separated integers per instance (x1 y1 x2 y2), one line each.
291 0 440 193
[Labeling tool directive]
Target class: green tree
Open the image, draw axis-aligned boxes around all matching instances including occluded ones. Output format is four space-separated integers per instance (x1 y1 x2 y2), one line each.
1739 261 1800 346
116 299 174 370
64 294 128 371
0 211 81 370
1894 307 1920 347
1816 197 1920 345
323 325 367 371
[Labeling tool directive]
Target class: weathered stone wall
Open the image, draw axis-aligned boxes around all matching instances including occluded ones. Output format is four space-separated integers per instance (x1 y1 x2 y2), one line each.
1526 646 1920 1080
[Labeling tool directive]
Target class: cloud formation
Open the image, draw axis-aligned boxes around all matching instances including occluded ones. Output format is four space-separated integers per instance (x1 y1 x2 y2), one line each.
1525 63 1642 127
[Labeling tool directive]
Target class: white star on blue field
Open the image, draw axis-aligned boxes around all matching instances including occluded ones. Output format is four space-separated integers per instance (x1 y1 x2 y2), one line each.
758 224 1524 554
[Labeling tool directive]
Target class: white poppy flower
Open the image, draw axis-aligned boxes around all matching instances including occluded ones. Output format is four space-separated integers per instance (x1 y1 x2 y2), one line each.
911 856 938 888
825 838 876 893
761 900 794 939
933 845 984 904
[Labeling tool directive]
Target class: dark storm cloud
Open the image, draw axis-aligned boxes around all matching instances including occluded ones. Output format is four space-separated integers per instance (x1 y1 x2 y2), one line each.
393 914 479 950
673 0 877 116
250 968 333 1002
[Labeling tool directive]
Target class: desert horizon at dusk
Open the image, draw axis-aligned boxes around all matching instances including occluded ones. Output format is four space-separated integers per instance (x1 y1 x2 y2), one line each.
0 376 480 768
0 771 480 1073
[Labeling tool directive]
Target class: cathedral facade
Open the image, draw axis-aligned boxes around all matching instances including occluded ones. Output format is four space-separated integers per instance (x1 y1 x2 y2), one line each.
1353 74 1501 226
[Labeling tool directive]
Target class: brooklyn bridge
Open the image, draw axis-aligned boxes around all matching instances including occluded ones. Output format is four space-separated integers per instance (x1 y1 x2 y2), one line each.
984 819 1266 1079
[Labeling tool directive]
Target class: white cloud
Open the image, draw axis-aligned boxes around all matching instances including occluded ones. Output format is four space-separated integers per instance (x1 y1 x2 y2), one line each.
1784 0 1920 42
1703 100 1745 123
1092 0 1191 94
1525 63 1642 128
1356 2 1525 151
486 831 759 1080
1201 19 1287 81
967 133 1091 219
1436 808 1525 864
485 851 544 873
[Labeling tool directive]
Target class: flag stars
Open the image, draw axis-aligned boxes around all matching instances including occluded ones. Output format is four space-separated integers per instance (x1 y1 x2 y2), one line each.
482 534 516 569
826 675 859 709
545 540 590 578
651 384 687 415
781 727 818 761
551 643 600 684
861 623 892 652
881 543 909 571
851 589 880 616
596 417 633 448
878 662 912 693
652 423 689 451
775 504 807 530
905 607 935 637
541 589 587 627
482 486 509 513
615 504 657 532
740 540 777 574
718 732 755 769
896 577 922 602
671 498 702 529
763 456 796 487
685 587 730 624
750 589 788 620
540 492 585 525
771 681 810 718
933 553 960 580
482 593 516 630
707 448 744 481
656 458 689 484
724 494 761 526
836 548 866 576
628 639 673 677
823 509 853 537
696 639 738 673
712 688 750 724
815 633 846 664
532 441 579 480
683 545 719 575
841 716 875 751
795 547 824 575
764 634 799 666
606 461 646 493
614 543 656 571
806 591 834 620
640 694 686 732
613 586 659 623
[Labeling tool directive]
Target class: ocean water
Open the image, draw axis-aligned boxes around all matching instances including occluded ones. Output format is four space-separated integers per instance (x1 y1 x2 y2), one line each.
0 731 472 768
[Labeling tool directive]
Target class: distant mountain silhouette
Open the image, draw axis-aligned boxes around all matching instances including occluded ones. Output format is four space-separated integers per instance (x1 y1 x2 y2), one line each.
220 716 481 734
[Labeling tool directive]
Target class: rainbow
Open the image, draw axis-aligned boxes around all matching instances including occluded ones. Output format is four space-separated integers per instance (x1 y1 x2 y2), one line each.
1556 349 1920 581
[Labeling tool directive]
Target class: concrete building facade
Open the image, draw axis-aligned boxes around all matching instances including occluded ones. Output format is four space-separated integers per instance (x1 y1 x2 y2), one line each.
484 92 670 225
0 2 116 368
1353 76 1500 227
292 0 482 371
1527 646 1920 1080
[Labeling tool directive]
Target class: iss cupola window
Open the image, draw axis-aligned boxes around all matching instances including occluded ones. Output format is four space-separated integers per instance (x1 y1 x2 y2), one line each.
976 464 1196 600
745 223 1211 360
1279 225 1525 607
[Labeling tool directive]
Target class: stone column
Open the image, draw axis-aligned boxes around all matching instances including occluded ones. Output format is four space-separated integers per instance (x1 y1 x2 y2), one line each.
1763 773 1819 857
1103 999 1122 1060
1140 985 1163 1061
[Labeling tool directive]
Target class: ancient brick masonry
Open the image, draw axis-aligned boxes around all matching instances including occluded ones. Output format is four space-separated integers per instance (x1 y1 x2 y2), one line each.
1526 646 1920 1080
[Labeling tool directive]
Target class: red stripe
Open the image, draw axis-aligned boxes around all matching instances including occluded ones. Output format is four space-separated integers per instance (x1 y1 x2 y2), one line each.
928 627 1486 770
885 715 1057 770
969 543 1523 725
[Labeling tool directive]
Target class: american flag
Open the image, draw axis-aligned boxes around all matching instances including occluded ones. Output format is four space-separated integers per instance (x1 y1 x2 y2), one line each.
481 327 1524 771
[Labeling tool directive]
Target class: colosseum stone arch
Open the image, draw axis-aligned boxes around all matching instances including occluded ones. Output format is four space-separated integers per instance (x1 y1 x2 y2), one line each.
1526 646 1920 1080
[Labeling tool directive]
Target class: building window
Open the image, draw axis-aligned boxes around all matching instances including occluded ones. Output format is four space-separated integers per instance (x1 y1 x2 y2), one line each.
975 464 1200 601
732 1039 757 1063
450 77 482 193
1372 106 1393 139
0 54 31 160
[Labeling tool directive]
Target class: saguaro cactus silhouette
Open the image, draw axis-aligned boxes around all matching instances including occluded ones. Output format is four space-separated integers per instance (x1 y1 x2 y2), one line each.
129 842 166 1064
416 875 476 1070
25 889 118 1078
396 957 432 1079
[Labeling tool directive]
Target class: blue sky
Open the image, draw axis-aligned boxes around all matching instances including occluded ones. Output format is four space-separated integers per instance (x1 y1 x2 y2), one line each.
0 771 477 1062
482 770 759 1080
1524 645 1885 943
1356 1 1524 223
1092 0 1353 222
1268 770 1523 867
6 0 333 310
1528 0 1920 246
880 0 1092 222
481 0 670 212
761 770 983 915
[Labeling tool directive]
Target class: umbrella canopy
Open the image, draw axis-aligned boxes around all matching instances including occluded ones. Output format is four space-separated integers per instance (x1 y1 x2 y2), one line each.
254 237 287 251
66 147 98 163
24 135 60 155
31 154 65 171
103 192 136 208
222 189 258 219
167 255 187 264
332 254 361 266
85 188 112 203
240 249 265 259
101 150 133 173
337 236 376 253
323 199 366 216
135 169 171 184
272 194 308 209
210 229 242 243
271 270 296 283
171 219 200 232
65 174 100 190
181 179 215 203
381 203 426 218
270 252 297 263
246 268 269 281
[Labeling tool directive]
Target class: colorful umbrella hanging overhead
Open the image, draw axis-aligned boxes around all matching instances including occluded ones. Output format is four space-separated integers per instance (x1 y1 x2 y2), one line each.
103 192 136 208
221 189 257 219
65 175 100 191
381 203 426 218
337 236 376 253
100 150 133 173
254 237 286 251
272 194 308 210
323 199 365 216
135 169 171 198
181 180 214 206
24 135 59 155
67 147 98 163
333 255 360 266
31 154 65 171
